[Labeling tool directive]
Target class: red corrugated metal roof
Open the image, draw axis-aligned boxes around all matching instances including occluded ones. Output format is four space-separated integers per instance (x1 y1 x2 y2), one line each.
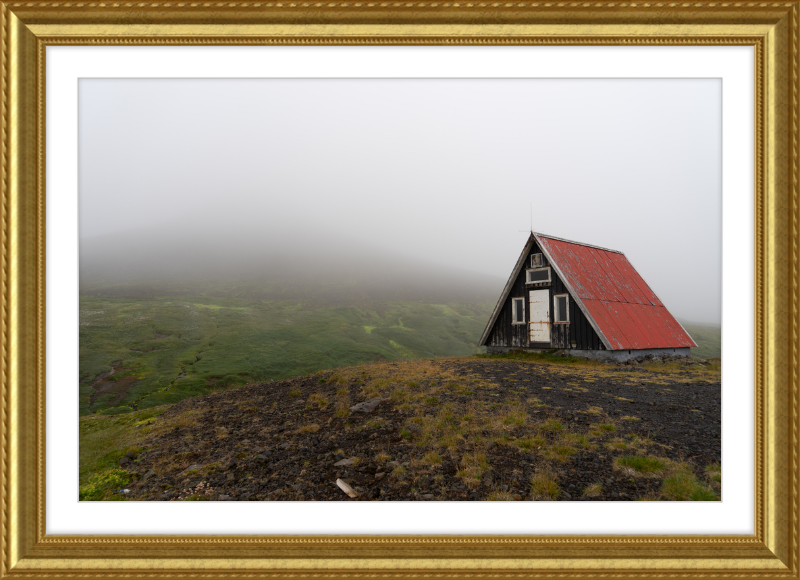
537 235 696 350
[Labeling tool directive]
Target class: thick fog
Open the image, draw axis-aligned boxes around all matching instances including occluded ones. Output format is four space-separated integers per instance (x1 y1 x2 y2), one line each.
79 78 721 323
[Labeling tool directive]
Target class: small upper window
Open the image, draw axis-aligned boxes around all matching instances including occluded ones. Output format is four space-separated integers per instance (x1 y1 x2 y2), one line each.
554 294 569 323
530 253 544 268
526 267 551 284
511 297 525 324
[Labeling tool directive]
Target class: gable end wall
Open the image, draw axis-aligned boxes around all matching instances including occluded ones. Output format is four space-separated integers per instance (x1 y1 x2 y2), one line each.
486 240 602 350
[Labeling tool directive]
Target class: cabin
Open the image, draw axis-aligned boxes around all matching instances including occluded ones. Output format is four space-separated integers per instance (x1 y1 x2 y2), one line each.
478 232 696 362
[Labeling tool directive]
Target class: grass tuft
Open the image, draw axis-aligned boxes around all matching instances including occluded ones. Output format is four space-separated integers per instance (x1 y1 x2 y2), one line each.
616 455 667 474
530 468 561 500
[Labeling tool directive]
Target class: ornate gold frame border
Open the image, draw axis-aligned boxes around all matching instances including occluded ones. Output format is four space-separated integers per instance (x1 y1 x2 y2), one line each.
0 6 797 578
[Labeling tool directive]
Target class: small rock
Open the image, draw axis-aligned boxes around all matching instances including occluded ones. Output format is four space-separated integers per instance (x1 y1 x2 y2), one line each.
126 451 135 460
349 398 383 414
142 469 156 482
374 472 385 481
336 478 359 498
334 458 355 467
180 463 204 475
256 454 267 461
118 456 130 466
387 461 400 469
421 494 434 500
218 494 231 501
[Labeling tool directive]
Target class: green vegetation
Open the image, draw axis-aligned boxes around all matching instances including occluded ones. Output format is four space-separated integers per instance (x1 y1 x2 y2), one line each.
680 320 721 359
79 469 132 501
80 296 492 415
661 464 719 501
79 405 168 485
616 455 667 474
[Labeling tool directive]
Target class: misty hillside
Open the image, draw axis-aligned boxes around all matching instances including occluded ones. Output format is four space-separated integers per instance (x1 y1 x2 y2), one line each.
79 225 505 416
79 225 504 305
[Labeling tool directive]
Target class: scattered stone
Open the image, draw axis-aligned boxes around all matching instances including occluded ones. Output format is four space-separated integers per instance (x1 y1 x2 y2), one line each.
421 494 434 500
180 464 204 475
118 456 130 466
349 398 383 414
374 472 385 481
336 478 359 498
218 494 231 501
334 458 355 467
126 451 136 460
142 469 156 482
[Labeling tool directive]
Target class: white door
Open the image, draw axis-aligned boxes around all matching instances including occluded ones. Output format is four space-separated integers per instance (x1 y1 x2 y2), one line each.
529 289 551 343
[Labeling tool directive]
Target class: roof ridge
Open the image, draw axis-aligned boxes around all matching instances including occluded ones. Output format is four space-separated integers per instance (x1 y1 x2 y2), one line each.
534 232 624 255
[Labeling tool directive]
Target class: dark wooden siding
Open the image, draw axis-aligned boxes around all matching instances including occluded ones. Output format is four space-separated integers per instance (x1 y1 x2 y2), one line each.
487 239 602 350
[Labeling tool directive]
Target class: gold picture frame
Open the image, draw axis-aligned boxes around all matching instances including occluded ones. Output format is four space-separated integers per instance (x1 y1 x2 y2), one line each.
2 5 797 578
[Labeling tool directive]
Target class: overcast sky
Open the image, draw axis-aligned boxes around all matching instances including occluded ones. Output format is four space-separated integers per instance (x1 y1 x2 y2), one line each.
79 78 722 324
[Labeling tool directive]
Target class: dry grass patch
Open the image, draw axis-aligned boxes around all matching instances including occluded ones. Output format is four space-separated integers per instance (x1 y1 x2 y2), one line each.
530 468 561 500
527 397 547 408
487 490 516 501
438 433 462 450
500 405 527 427
561 432 593 450
542 443 577 462
297 423 320 434
541 418 564 432
583 483 602 497
423 450 443 465
374 451 391 463
706 463 721 486
456 450 490 488
390 385 411 403
515 433 546 452
307 392 329 410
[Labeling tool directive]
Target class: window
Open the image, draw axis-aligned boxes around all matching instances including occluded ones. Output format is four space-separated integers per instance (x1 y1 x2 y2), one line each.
554 294 569 323
525 267 551 284
530 253 544 268
512 297 525 324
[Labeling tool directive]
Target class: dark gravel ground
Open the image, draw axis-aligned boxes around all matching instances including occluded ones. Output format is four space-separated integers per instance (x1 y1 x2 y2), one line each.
123 355 721 502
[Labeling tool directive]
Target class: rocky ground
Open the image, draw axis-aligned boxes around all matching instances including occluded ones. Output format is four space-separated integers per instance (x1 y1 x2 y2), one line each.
120 354 721 501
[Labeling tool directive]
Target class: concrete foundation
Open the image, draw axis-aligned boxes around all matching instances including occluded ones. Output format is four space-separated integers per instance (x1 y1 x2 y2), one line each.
485 345 691 362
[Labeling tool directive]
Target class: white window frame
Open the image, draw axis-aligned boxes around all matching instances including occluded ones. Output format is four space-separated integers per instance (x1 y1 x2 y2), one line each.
525 267 551 285
511 297 526 325
554 293 570 324
530 253 544 268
